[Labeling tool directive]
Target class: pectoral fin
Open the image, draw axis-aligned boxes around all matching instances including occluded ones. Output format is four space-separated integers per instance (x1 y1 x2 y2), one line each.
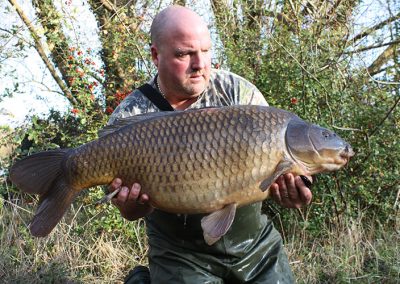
259 160 294 192
201 203 237 245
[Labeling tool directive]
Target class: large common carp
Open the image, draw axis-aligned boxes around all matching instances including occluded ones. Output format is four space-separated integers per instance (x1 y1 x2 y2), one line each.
10 105 354 245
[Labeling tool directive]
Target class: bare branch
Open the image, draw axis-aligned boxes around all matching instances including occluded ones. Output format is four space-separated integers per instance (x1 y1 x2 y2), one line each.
367 44 399 76
7 0 77 105
263 10 297 33
99 0 114 12
369 94 400 138
349 11 400 44
345 39 400 54
172 0 186 5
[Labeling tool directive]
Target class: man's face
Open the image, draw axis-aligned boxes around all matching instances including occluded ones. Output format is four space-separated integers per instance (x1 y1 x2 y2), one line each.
152 23 212 99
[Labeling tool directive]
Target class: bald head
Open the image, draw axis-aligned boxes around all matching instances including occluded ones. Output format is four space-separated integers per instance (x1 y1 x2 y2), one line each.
149 5 212 104
150 5 209 47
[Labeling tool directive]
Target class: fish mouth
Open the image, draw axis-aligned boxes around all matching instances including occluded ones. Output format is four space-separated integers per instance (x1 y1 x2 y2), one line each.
303 144 355 174
339 144 355 165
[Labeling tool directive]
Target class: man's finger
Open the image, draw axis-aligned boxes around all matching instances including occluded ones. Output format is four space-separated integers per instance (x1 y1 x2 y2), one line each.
139 194 150 204
270 183 282 204
115 186 129 204
295 176 313 205
284 173 299 201
109 178 122 192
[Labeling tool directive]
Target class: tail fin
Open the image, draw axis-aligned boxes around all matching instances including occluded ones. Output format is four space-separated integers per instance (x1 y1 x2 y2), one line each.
10 150 70 195
30 180 78 237
10 149 78 236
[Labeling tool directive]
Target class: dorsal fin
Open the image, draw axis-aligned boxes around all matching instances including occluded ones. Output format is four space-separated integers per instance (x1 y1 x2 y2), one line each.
98 111 179 137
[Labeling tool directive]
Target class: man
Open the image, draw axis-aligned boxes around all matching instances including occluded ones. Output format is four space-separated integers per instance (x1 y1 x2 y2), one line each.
108 5 312 283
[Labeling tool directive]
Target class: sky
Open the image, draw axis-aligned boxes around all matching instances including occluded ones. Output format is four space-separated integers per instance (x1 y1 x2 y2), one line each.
0 0 395 128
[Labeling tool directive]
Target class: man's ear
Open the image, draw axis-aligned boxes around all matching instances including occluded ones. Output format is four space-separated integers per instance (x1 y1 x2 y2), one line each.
151 45 159 67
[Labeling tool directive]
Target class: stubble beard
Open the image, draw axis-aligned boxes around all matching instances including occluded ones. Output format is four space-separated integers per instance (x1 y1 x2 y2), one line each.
182 74 209 97
182 83 204 97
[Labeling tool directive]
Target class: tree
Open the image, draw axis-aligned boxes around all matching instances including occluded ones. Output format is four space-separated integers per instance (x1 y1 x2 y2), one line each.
2 0 399 231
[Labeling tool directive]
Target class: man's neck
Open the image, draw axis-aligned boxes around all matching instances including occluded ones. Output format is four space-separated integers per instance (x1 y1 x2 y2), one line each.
156 76 201 110
167 96 199 110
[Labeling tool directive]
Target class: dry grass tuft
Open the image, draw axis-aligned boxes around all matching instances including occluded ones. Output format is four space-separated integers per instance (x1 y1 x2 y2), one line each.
284 213 400 283
0 190 148 283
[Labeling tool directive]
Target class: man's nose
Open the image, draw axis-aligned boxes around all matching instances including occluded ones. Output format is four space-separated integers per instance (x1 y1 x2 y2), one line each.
191 52 206 70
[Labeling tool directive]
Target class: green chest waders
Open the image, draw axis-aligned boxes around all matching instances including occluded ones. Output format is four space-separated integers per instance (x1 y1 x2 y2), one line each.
145 202 295 284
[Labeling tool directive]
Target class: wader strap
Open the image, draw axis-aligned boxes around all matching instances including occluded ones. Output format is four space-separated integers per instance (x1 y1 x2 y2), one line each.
138 83 174 111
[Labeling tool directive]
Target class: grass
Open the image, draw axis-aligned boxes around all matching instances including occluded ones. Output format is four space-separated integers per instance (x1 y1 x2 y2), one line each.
1 196 399 283
286 218 400 283
0 184 148 283
1 173 399 283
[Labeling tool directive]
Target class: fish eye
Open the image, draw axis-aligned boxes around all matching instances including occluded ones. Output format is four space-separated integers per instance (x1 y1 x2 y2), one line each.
322 130 336 139
322 131 330 138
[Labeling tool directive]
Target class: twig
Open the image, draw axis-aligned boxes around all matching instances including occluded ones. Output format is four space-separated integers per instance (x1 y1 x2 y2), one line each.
347 274 373 280
368 94 400 138
95 187 121 205
107 1 152 76
369 78 400 85
331 125 362 131
0 197 33 214
394 186 400 210
349 11 400 44
345 39 400 54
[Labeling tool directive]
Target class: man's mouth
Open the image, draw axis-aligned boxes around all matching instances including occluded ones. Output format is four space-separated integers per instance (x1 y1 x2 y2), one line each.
190 72 203 78
189 74 204 82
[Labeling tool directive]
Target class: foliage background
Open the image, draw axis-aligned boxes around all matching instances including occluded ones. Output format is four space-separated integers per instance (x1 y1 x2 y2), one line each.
0 0 399 283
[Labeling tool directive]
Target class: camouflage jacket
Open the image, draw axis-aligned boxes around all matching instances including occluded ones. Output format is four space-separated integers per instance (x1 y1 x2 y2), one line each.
108 69 268 124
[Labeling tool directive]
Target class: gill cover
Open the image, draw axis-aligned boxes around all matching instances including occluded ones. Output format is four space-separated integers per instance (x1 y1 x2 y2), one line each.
285 118 315 157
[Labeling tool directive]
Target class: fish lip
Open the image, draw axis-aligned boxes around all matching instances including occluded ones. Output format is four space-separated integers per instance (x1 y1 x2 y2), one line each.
339 145 354 165
340 145 355 158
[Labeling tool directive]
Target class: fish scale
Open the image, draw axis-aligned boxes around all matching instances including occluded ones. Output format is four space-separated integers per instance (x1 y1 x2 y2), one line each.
10 105 354 241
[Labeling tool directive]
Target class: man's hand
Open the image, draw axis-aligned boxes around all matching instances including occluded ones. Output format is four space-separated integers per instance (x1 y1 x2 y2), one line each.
270 173 313 208
109 178 154 221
